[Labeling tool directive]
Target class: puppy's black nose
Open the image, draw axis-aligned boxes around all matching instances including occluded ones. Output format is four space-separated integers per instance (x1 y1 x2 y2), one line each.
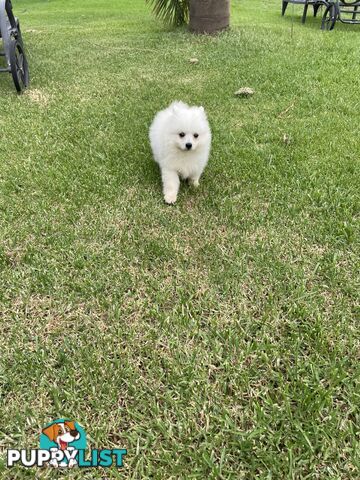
70 430 78 438
186 143 192 150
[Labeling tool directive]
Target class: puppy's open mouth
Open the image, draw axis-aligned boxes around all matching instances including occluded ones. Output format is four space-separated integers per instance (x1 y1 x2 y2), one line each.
60 440 68 450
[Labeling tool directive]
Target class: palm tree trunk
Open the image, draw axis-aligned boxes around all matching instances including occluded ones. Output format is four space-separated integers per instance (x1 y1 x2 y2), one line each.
189 0 230 34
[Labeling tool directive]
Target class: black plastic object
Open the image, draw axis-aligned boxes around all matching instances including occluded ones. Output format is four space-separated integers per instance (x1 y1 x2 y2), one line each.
0 0 29 92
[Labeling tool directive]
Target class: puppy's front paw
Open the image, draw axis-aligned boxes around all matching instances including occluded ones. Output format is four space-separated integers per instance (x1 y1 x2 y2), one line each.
164 192 177 204
68 459 77 468
189 179 200 188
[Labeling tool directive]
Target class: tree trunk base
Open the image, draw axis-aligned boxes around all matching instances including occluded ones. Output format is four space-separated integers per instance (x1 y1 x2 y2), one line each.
189 0 230 34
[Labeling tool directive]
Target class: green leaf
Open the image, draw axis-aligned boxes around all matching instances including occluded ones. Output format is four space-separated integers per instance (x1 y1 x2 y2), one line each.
145 0 190 26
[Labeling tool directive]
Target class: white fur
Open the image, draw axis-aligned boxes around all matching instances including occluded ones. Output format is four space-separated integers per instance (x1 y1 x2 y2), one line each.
149 101 211 204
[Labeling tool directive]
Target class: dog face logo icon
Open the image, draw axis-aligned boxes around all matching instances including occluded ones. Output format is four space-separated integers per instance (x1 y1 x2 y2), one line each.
40 419 86 468
42 420 80 450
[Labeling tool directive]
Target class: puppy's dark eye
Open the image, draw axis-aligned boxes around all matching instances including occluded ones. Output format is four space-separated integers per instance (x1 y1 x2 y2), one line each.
194 133 199 138
179 132 185 138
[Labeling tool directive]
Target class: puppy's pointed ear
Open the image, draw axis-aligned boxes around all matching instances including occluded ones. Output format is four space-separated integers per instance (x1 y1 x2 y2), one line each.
198 106 207 118
65 421 76 431
172 105 180 116
42 424 58 442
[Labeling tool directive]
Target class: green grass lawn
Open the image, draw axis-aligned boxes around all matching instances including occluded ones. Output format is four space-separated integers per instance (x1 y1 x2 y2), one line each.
0 0 359 478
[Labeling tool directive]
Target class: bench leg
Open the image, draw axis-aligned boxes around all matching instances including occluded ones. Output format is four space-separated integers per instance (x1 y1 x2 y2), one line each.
314 4 321 17
353 5 358 20
302 3 309 23
282 1 289 16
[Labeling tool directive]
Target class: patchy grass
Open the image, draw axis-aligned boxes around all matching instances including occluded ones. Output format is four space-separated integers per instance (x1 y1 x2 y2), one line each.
0 0 359 478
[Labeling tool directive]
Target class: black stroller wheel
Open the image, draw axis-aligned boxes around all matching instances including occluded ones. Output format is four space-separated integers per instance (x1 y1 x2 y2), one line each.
321 3 337 30
9 37 29 92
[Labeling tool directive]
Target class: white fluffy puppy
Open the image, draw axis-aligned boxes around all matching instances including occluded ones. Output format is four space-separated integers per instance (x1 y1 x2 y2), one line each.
149 101 211 204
